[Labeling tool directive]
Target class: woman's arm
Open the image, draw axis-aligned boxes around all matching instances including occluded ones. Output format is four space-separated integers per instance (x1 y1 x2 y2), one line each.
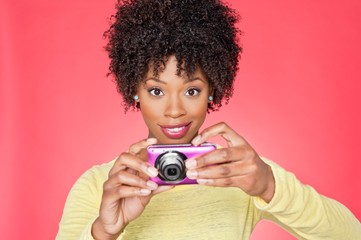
254 159 361 240
187 122 361 239
56 163 108 240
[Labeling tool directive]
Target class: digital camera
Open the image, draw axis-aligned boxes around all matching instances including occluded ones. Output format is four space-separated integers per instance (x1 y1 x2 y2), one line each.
147 143 216 185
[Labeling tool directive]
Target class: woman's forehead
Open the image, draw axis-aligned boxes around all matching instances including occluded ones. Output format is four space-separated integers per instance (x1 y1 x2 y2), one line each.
145 56 206 80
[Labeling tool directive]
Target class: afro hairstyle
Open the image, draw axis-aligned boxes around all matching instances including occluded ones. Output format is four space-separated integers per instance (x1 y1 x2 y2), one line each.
104 0 242 111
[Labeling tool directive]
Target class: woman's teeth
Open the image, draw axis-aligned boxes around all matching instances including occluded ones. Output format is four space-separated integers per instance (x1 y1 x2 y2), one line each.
167 127 184 132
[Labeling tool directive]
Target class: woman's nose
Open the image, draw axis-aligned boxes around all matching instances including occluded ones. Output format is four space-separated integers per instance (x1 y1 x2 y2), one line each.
164 95 186 118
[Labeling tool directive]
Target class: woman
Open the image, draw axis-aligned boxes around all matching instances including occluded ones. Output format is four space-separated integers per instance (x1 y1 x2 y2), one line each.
56 0 361 239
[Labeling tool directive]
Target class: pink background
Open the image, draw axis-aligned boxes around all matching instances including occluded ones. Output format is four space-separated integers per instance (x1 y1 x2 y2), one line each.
1 0 360 239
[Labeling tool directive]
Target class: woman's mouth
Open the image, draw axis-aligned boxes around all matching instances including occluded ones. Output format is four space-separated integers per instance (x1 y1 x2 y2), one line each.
160 122 192 139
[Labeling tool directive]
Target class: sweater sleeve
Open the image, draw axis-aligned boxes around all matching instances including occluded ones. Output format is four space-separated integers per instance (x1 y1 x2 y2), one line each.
56 163 112 240
253 159 361 239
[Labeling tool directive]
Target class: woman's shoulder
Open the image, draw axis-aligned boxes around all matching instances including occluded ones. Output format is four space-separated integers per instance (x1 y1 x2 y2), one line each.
70 158 116 193
80 159 115 181
84 159 116 179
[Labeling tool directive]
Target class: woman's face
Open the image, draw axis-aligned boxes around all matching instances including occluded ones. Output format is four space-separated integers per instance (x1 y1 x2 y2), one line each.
136 55 211 144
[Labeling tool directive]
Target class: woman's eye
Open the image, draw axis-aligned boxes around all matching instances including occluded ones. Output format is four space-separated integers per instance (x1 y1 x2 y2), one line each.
185 88 200 96
148 88 164 96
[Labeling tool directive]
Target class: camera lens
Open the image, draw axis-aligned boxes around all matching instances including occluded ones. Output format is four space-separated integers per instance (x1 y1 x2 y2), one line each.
163 164 181 180
155 151 187 182
167 168 178 176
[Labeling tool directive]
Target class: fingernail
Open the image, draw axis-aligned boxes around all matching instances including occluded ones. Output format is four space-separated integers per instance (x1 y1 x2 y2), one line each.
186 170 198 179
147 167 158 177
192 135 201 145
146 181 158 190
197 179 210 185
185 159 197 169
140 189 151 195
147 138 157 144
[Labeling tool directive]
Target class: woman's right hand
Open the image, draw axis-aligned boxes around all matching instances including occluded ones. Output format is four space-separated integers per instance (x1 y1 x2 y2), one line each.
91 138 173 240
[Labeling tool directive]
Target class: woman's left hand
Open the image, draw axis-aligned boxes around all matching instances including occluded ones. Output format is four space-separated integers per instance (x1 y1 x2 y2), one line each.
186 122 275 203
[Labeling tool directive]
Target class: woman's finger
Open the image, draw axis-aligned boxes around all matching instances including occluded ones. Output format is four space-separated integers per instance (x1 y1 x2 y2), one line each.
186 161 254 180
104 170 158 191
102 185 153 203
192 122 245 147
185 146 253 169
109 152 158 178
109 138 158 177
195 176 236 187
195 175 254 189
128 138 157 155
152 186 175 195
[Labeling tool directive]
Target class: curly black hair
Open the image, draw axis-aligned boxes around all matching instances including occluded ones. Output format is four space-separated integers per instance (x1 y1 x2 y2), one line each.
104 0 241 111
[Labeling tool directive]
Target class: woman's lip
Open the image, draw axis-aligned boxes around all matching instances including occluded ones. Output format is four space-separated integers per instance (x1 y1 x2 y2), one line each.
160 122 192 139
160 122 191 128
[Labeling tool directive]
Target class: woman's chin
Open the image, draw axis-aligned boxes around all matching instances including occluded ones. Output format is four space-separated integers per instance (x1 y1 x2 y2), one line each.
155 136 194 145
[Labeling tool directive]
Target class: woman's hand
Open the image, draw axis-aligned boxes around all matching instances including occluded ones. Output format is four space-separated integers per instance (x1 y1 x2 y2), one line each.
92 138 173 240
186 122 275 203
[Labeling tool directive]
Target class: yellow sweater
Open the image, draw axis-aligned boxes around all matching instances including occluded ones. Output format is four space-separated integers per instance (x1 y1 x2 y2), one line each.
56 158 361 239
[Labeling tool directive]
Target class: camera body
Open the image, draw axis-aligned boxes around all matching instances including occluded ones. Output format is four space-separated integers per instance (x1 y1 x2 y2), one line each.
147 143 216 185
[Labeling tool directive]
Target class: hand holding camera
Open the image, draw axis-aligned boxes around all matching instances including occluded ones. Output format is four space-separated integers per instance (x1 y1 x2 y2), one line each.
146 122 275 203
92 138 173 240
92 122 275 239
184 122 275 203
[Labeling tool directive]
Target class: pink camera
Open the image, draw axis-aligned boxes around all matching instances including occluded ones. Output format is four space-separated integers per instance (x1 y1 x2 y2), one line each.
147 143 216 185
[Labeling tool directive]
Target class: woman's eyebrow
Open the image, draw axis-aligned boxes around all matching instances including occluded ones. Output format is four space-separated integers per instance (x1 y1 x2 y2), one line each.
144 77 167 84
185 77 206 83
144 76 206 84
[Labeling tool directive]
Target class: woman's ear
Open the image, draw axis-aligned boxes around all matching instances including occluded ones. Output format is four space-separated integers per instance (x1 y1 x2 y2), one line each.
133 88 141 109
134 95 140 109
208 88 214 102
